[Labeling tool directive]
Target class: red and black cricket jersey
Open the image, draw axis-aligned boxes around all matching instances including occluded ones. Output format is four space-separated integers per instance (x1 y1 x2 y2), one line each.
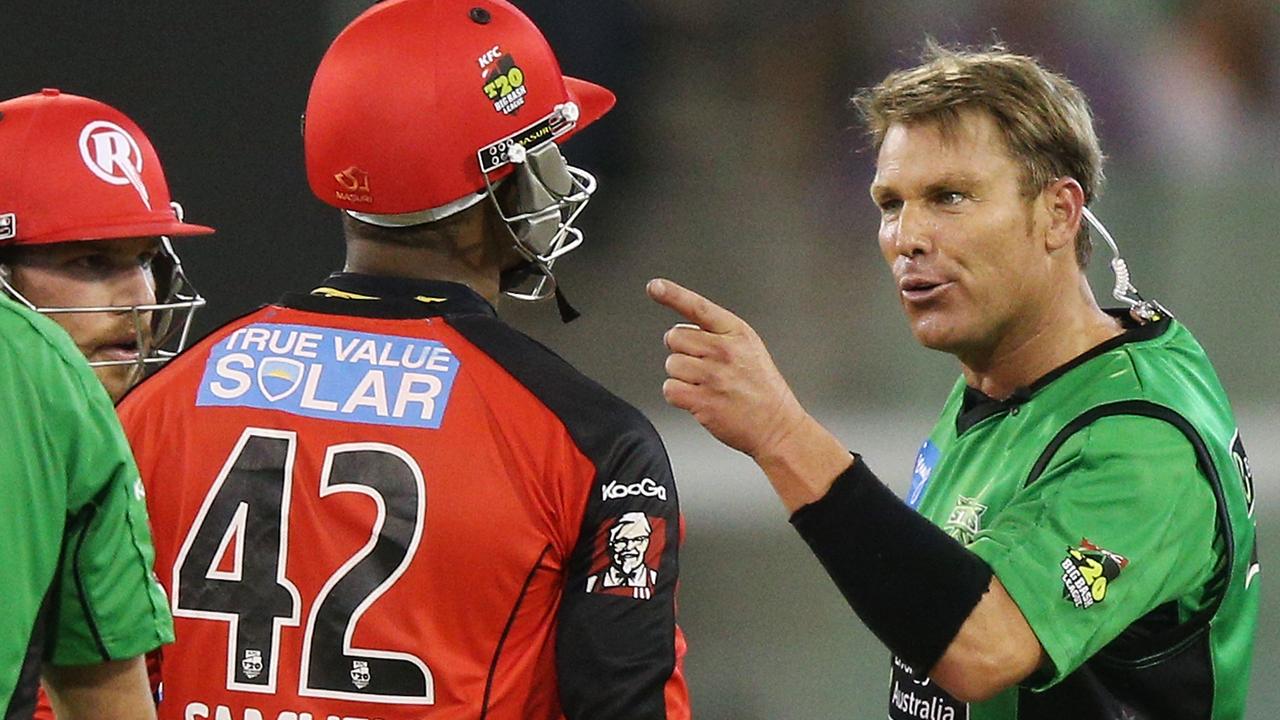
118 274 689 720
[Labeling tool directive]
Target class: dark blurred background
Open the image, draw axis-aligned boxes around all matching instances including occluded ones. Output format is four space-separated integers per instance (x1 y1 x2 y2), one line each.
5 1 1276 717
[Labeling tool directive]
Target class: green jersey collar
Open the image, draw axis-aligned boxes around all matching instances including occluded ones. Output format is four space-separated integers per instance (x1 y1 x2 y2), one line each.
956 309 1173 434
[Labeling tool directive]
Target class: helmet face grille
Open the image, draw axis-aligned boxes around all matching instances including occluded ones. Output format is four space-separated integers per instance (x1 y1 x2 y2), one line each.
0 236 206 372
489 148 598 302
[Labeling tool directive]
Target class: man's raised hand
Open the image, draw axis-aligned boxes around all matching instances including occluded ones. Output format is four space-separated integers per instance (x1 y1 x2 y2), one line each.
646 278 806 460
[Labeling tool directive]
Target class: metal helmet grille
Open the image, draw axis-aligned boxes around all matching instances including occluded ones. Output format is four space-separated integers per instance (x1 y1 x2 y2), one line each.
480 103 598 301
487 144 597 301
0 233 206 375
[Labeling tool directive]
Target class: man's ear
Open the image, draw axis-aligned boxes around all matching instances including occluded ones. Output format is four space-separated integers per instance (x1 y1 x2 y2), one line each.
1042 177 1085 254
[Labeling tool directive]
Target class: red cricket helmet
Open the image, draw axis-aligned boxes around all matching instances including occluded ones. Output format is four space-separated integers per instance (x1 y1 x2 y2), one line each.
305 0 615 216
0 89 214 245
304 0 615 304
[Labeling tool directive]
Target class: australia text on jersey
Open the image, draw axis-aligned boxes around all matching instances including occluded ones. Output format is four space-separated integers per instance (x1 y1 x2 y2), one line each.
196 323 461 430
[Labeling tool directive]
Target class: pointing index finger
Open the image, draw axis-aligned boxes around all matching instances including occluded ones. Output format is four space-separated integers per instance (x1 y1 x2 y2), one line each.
647 278 739 335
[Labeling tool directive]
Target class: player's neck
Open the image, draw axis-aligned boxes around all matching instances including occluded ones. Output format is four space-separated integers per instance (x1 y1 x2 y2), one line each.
960 276 1122 400
342 237 502 304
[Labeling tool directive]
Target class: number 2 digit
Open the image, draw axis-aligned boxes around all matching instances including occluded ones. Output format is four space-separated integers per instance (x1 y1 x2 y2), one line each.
299 443 433 702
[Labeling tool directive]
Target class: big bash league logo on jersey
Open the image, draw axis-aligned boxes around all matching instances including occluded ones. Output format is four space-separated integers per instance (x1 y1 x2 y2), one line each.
241 649 263 680
1061 539 1128 609
351 660 371 690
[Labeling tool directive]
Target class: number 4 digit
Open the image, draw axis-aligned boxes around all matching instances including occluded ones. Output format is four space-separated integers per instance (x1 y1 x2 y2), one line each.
172 429 302 694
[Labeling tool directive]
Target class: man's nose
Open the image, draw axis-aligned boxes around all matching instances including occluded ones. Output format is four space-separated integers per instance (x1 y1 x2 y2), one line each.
114 265 158 311
892 202 935 257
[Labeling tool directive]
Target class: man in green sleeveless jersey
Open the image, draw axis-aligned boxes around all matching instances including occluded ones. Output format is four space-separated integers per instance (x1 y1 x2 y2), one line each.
648 43 1258 718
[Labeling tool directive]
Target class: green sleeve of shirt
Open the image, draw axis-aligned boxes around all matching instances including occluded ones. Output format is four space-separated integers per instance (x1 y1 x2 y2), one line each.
47 357 175 666
967 414 1218 689
0 301 177 666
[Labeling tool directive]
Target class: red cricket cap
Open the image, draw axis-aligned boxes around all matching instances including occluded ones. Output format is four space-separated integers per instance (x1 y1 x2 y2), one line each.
304 0 616 216
0 89 214 246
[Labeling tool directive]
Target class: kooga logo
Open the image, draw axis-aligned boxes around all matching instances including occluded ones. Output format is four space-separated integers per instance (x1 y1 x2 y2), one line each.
602 477 667 503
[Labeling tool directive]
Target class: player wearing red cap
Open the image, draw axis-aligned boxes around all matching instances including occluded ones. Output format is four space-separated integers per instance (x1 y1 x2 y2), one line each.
0 89 210 402
118 2 690 719
0 89 212 719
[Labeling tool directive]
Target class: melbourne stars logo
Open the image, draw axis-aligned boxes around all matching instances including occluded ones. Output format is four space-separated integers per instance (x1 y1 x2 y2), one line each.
1061 539 1128 609
943 496 987 544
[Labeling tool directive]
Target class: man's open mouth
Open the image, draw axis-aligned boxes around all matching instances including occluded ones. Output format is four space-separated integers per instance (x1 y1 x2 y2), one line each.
899 276 952 303
96 339 142 362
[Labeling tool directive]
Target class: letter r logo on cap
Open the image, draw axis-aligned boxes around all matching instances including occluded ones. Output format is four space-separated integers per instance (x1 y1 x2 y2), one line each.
78 120 151 209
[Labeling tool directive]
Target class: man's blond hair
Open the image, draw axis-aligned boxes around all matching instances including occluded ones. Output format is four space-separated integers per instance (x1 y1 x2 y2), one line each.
854 42 1104 266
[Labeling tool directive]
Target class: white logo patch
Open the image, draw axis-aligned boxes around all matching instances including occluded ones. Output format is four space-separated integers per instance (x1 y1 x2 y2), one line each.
241 649 263 680
78 120 151 209
0 213 14 241
602 477 667 503
351 660 371 690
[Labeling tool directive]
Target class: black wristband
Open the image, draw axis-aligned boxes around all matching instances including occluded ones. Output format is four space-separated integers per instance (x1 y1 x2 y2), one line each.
789 457 993 673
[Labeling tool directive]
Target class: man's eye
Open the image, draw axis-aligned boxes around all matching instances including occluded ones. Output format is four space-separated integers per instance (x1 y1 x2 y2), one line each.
937 191 967 206
72 254 112 270
878 198 902 214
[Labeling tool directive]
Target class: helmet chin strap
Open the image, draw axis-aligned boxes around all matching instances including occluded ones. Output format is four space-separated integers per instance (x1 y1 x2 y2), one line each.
1081 207 1170 323
498 259 580 323
553 286 581 323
